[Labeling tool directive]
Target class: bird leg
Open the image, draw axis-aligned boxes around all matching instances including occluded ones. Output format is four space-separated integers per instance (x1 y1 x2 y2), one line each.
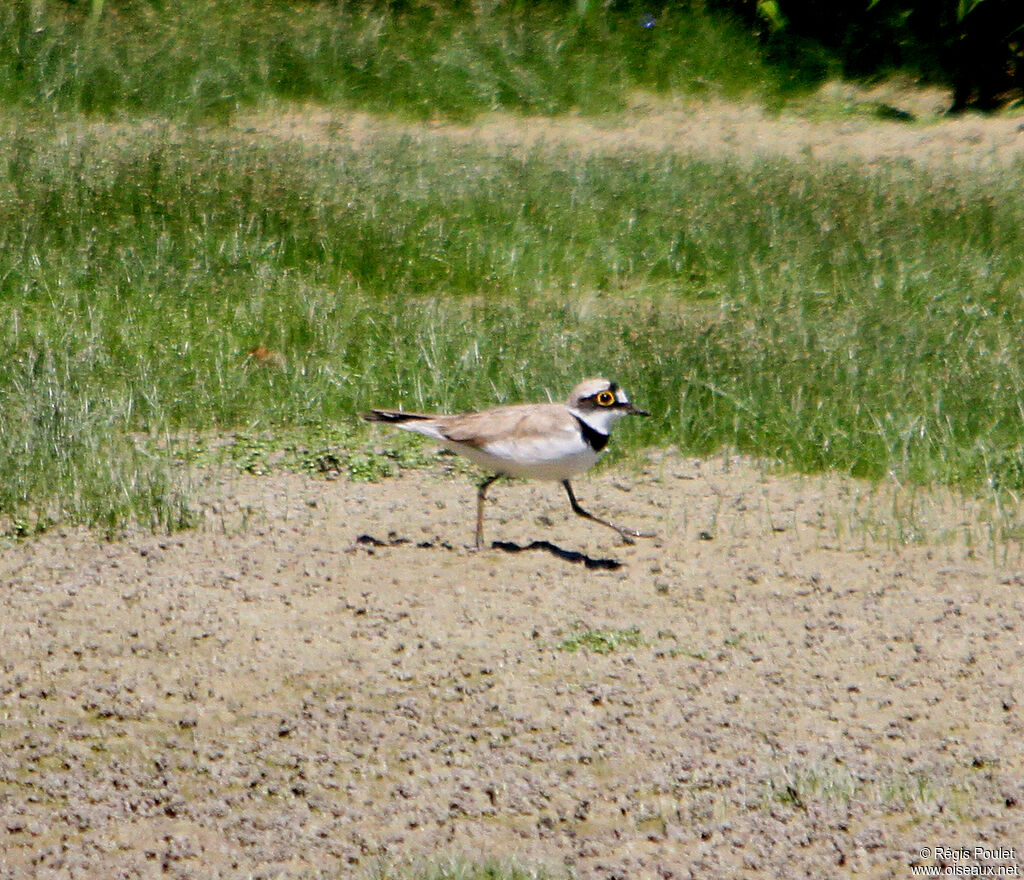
475 474 501 550
561 480 654 544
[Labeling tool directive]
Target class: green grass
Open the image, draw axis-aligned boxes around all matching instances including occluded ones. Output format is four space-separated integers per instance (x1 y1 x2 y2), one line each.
765 764 971 815
2 121 1024 532
557 626 644 654
184 420 435 481
0 0 792 120
368 857 558 880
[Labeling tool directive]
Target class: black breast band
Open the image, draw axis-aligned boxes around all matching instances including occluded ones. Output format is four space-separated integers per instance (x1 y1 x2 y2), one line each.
573 415 610 452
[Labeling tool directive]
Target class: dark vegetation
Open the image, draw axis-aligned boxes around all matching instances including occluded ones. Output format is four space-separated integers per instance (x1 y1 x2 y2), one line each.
713 0 1023 111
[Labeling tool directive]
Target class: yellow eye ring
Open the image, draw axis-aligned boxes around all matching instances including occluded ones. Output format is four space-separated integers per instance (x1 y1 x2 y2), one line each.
596 391 616 406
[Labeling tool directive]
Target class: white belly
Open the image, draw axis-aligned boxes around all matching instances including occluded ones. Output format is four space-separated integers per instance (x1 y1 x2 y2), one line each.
448 439 600 481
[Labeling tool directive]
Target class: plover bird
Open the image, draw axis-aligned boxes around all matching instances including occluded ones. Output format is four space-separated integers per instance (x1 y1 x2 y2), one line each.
362 378 653 549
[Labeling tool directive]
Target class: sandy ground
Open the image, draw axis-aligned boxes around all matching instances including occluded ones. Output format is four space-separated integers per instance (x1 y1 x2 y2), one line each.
2 450 1023 879
4 94 1024 878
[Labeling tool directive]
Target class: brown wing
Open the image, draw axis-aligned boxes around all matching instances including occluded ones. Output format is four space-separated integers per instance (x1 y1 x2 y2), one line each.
436 404 575 449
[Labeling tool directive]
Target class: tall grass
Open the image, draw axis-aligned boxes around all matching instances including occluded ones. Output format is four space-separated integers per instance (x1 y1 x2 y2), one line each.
0 0 788 120
2 124 1024 530
2 348 193 534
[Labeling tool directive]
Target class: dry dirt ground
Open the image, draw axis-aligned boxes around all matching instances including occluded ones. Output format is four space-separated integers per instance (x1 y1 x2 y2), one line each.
4 95 1024 879
2 453 1023 879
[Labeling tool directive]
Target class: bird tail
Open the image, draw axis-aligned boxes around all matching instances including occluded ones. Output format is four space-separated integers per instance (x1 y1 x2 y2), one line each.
361 409 435 424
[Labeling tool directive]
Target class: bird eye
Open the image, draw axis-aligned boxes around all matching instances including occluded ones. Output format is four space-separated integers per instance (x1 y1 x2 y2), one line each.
596 391 615 406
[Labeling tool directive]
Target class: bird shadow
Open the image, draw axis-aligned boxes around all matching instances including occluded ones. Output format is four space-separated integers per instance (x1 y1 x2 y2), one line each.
354 533 622 570
490 540 623 571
